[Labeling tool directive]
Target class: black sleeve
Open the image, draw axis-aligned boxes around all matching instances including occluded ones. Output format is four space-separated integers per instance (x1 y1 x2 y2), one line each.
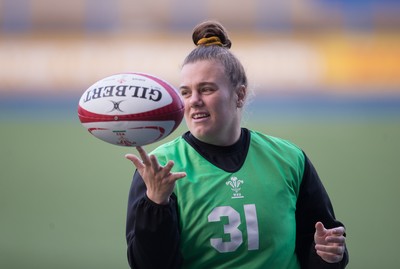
295 153 349 268
126 171 182 269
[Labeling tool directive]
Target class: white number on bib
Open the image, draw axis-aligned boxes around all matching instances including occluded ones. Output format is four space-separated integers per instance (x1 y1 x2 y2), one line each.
208 204 259 253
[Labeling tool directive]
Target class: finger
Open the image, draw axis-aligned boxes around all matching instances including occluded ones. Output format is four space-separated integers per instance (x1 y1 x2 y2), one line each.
326 235 346 244
315 222 326 236
162 160 187 180
332 226 346 236
151 160 186 182
149 154 162 171
315 243 345 256
125 153 145 169
136 146 151 165
163 160 175 174
168 171 187 182
316 250 344 263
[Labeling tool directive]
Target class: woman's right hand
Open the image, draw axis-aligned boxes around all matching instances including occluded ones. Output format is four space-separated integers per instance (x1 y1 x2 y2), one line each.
125 146 186 205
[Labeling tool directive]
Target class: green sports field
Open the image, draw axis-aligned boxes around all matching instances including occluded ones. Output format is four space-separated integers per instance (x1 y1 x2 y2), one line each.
1 102 399 268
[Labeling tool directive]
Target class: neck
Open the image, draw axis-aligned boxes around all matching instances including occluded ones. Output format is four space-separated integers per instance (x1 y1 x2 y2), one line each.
196 127 242 146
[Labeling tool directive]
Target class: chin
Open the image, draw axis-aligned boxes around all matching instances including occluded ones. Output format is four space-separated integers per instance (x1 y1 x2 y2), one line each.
191 127 213 141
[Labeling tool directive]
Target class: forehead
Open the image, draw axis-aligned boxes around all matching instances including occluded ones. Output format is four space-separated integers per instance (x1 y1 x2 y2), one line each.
180 60 227 86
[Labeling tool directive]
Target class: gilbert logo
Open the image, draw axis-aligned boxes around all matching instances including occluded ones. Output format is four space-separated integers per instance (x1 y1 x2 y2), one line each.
82 85 162 103
109 100 124 112
226 176 244 199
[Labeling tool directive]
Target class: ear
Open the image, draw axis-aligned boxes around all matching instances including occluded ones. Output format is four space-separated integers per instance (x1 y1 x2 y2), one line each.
236 85 246 108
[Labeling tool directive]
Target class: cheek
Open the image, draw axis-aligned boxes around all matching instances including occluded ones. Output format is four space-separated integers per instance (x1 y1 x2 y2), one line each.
183 100 190 111
183 101 192 118
214 96 236 114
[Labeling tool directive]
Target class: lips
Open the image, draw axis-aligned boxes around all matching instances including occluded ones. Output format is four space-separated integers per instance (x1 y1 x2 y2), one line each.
192 112 210 119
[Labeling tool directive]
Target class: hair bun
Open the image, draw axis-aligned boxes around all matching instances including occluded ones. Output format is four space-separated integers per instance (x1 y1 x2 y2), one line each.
192 21 232 48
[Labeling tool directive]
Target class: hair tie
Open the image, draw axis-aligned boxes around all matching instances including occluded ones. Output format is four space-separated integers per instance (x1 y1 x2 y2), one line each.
196 36 223 47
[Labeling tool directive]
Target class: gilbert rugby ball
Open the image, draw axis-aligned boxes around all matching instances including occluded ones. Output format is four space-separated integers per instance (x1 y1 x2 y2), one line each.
78 73 184 147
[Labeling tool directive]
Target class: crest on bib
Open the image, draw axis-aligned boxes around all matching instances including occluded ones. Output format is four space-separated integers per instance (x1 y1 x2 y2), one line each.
226 176 244 199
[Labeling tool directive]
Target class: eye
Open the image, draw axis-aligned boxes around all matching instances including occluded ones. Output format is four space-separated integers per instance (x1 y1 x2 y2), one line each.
200 87 215 94
180 89 191 98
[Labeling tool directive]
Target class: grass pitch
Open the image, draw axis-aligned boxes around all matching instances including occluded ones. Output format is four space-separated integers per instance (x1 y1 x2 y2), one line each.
1 117 399 268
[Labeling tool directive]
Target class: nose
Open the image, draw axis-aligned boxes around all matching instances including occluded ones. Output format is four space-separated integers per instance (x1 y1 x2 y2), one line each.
188 91 203 107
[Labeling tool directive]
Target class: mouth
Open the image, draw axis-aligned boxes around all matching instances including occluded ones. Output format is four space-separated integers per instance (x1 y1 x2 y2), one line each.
191 112 210 120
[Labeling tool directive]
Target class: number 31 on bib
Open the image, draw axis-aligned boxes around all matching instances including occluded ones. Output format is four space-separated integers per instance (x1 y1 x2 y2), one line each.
208 204 259 253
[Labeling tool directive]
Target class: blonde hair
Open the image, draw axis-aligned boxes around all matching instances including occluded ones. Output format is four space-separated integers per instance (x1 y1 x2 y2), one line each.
182 21 247 90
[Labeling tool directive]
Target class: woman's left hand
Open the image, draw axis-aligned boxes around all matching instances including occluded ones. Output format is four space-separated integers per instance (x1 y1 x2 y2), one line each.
314 221 346 263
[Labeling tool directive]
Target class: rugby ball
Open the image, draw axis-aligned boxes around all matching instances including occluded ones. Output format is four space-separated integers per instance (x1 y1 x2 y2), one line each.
78 73 184 147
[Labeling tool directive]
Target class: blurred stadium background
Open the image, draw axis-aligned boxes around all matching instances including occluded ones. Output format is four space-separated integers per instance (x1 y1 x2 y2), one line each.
1 1 399 268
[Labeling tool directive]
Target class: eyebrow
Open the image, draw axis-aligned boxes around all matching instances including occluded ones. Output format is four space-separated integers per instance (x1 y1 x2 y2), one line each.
179 82 218 90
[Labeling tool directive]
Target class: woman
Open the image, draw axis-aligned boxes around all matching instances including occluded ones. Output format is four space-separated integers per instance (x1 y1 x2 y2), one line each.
125 21 348 268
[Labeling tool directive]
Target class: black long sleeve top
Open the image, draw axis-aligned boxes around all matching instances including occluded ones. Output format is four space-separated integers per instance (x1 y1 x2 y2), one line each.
126 129 349 268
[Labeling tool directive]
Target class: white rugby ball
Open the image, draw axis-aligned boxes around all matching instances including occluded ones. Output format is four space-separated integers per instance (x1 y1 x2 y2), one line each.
78 73 184 147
